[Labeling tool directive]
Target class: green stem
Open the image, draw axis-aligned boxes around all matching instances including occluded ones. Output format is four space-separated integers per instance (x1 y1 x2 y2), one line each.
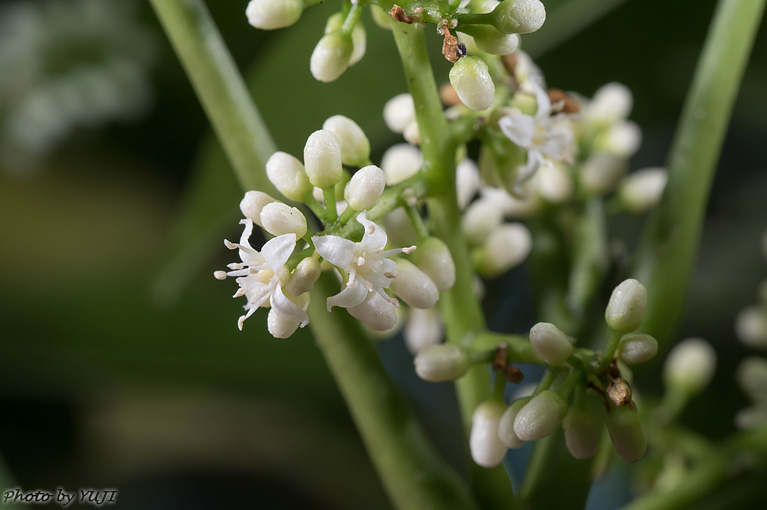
149 0 277 194
405 203 430 240
630 0 766 347
391 20 519 509
469 331 544 364
323 188 338 223
599 329 623 368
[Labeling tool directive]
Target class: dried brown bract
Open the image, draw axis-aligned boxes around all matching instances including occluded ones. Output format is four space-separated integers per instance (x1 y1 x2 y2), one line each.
607 377 633 406
548 88 580 114
389 5 413 24
441 28 466 63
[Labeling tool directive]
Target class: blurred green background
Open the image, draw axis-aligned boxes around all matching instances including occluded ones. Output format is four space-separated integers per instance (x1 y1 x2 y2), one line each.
1 0 766 508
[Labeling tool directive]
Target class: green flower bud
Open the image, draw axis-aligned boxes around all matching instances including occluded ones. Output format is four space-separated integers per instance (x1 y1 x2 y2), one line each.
285 257 321 296
498 397 531 448
458 25 519 55
370 5 393 30
563 394 603 459
736 357 767 406
304 130 343 188
259 202 307 238
470 401 508 467
513 389 568 441
618 334 658 365
449 57 495 112
605 278 647 333
414 344 471 382
413 237 456 291
580 153 627 195
606 402 646 462
246 0 303 30
325 13 366 66
663 338 716 396
491 0 547 35
344 165 385 211
240 191 276 226
322 115 370 167
617 168 668 214
310 30 353 83
391 259 439 309
265 151 312 201
462 198 504 246
473 223 533 277
529 322 573 365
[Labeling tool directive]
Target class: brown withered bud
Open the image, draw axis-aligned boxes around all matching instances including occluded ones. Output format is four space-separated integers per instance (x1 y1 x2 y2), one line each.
492 342 509 371
504 365 525 384
389 5 413 24
502 52 519 76
607 377 633 406
440 83 462 106
548 88 580 114
441 30 466 63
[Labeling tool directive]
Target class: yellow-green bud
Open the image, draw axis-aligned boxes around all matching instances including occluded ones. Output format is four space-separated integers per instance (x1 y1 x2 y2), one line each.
605 278 647 333
310 30 353 83
606 402 646 462
513 389 568 441
285 257 321 296
563 394 603 459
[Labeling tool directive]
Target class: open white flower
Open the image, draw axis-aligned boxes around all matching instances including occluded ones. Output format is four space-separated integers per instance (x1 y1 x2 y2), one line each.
312 211 415 312
215 219 309 334
499 80 574 191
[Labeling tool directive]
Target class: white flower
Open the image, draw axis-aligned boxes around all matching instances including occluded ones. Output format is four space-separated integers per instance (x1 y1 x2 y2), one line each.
499 80 575 191
312 211 415 312
215 220 309 334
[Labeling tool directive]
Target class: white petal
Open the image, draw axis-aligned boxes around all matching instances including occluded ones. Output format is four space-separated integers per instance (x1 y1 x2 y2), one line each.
313 235 356 269
499 112 535 148
348 291 398 331
270 285 310 327
357 211 388 252
326 282 369 311
261 233 296 272
532 80 552 119
238 218 255 248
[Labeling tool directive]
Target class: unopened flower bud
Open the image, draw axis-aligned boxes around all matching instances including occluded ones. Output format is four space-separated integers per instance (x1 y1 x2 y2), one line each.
344 165 385 211
414 344 471 382
265 151 312 201
325 13 366 66
381 144 423 185
246 0 303 30
618 168 668 214
260 202 307 238
470 401 508 467
391 259 439 309
538 162 573 204
449 57 495 112
735 306 767 349
370 5 393 30
598 121 641 158
456 158 481 210
663 338 716 396
587 82 633 125
403 119 421 145
383 94 415 134
322 115 370 167
491 0 547 34
266 292 309 339
240 191 276 226
473 223 533 277
735 407 767 430
347 290 398 331
513 389 568 441
736 357 767 406
606 402 646 462
404 308 443 354
413 237 456 291
498 398 531 448
310 30 353 83
462 198 504 245
304 130 343 188
605 279 647 333
563 396 603 459
285 257 321 296
459 25 519 55
618 334 658 365
580 153 626 195
529 322 573 365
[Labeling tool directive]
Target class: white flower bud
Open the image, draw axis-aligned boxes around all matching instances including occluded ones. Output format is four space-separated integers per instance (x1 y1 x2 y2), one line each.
413 237 456 291
470 401 508 467
529 322 574 365
414 344 471 382
404 308 443 354
322 115 371 167
605 278 647 333
563 399 602 459
606 402 646 462
735 407 767 430
538 162 573 204
588 83 633 125
324 13 366 66
403 119 421 145
381 144 423 185
381 207 418 247
663 338 717 396
618 168 668 214
344 165 385 211
513 389 568 441
383 94 415 134
473 223 533 277
491 0 547 34
599 121 641 158
304 130 343 189
265 151 312 201
736 357 767 406
461 25 519 55
260 202 307 238
449 57 495 112
347 290 398 331
246 0 303 30
267 307 300 338
310 30 353 83
240 191 276 226
285 257 321 296
456 159 481 210
462 198 504 245
580 153 626 195
735 306 767 349
498 398 530 448
618 334 658 365
370 5 393 30
391 259 439 309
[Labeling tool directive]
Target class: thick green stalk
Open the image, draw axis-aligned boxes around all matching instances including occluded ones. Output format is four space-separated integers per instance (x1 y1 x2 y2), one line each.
150 0 277 194
152 2 476 507
391 20 518 509
631 0 766 346
310 275 477 510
